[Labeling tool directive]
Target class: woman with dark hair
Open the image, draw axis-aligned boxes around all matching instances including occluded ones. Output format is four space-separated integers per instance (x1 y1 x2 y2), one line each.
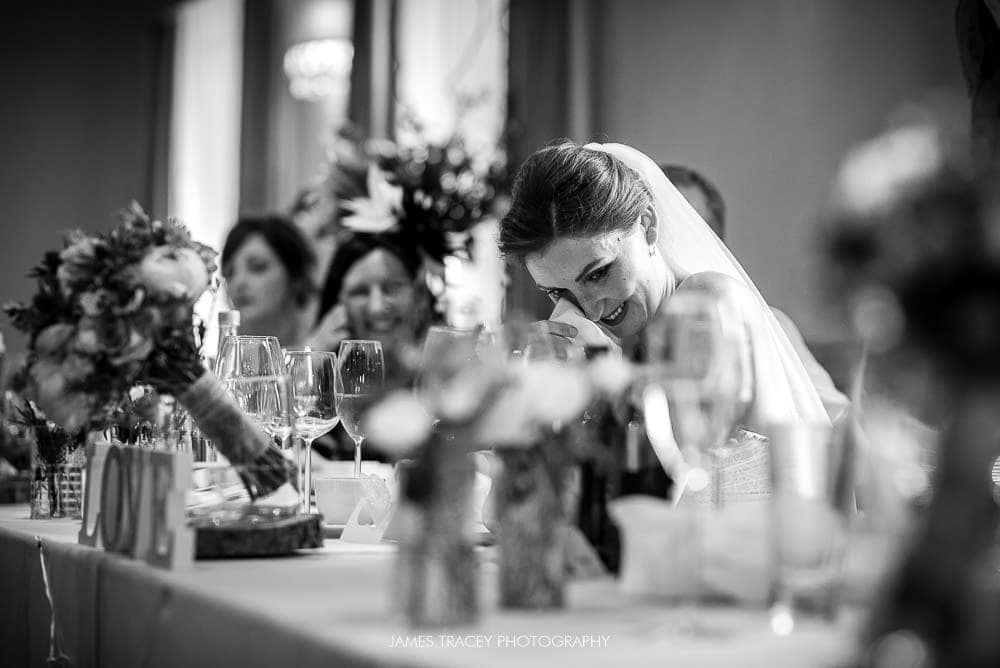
308 232 432 368
221 215 316 346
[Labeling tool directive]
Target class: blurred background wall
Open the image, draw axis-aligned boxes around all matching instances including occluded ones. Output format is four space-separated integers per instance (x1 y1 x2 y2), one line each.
506 0 964 340
0 0 967 360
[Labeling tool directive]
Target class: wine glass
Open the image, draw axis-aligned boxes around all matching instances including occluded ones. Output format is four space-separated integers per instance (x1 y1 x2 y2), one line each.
284 349 341 514
415 326 478 409
216 335 285 381
214 335 286 463
335 340 386 477
643 286 752 509
227 373 298 515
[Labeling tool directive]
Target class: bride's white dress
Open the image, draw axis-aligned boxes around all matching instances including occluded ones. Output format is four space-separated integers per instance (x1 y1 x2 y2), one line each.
567 143 849 499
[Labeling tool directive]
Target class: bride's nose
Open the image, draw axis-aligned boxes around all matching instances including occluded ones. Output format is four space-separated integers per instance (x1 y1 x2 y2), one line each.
577 295 604 322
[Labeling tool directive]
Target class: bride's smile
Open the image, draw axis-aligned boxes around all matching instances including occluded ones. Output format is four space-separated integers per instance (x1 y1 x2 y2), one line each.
524 216 669 339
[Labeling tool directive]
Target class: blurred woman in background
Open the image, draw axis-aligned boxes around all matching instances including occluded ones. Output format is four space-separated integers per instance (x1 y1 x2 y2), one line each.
309 232 433 381
221 215 316 347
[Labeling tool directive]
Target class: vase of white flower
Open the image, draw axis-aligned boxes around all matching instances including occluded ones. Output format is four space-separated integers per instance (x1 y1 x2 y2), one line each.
394 432 478 628
495 433 575 609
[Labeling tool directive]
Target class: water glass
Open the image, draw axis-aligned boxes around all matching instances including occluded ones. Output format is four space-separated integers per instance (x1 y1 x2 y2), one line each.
335 340 385 477
768 421 848 633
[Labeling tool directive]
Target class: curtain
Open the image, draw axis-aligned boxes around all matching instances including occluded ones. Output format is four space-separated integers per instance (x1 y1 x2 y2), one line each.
169 0 245 253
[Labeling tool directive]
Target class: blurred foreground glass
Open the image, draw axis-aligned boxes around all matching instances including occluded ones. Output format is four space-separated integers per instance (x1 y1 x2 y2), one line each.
644 287 752 509
284 349 340 513
336 341 385 477
768 421 848 634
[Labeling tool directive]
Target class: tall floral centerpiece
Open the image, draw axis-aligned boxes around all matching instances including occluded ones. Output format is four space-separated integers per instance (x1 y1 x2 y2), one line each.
824 114 1000 666
5 204 292 498
313 125 509 329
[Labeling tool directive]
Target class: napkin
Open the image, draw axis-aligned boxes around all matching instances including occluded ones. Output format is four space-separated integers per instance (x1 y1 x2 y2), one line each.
609 495 771 606
550 298 621 354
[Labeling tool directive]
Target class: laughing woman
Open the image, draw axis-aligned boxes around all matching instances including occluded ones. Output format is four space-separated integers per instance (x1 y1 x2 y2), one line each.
309 232 434 385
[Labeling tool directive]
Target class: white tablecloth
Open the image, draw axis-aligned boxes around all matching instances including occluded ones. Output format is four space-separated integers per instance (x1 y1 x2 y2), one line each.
0 505 856 668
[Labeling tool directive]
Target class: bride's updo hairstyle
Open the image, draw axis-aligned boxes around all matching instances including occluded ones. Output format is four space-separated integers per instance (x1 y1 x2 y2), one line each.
498 140 651 260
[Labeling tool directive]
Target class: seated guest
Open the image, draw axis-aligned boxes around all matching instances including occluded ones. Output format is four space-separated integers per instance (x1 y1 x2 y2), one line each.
307 232 438 462
659 163 727 239
309 232 434 378
221 215 316 346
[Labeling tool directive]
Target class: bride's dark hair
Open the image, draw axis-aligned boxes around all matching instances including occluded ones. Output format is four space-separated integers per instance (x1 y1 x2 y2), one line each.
498 140 650 260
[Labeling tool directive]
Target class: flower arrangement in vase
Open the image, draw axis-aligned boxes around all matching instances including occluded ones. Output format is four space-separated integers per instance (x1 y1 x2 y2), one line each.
365 327 630 621
13 400 85 519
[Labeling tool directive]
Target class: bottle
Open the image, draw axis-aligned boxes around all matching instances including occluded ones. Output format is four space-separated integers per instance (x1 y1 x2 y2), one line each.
211 310 241 376
191 310 239 462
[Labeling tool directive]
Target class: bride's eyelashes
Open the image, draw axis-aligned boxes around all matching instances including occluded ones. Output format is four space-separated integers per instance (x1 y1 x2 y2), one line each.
541 262 615 302
584 263 612 284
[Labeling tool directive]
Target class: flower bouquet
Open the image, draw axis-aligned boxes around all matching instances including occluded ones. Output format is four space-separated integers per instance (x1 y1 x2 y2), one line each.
5 203 292 499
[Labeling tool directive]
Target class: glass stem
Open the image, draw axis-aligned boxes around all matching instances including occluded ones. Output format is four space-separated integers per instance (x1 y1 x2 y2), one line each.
353 438 364 478
302 438 313 514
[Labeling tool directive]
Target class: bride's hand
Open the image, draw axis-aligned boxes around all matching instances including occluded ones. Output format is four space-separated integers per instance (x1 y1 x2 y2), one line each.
536 320 578 359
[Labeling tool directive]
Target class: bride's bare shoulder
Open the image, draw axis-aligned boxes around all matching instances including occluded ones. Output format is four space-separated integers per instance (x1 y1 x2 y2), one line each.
676 271 751 299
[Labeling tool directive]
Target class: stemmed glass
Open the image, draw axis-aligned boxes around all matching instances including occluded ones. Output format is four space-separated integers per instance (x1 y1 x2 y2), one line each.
284 349 341 513
643 286 752 509
335 340 386 478
227 373 297 515
216 335 285 381
415 326 478 408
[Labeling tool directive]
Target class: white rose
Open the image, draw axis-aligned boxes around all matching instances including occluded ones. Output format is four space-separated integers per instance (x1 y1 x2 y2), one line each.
136 246 210 300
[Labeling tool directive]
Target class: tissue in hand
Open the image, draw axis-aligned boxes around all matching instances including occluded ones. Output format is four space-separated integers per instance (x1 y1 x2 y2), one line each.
550 299 620 353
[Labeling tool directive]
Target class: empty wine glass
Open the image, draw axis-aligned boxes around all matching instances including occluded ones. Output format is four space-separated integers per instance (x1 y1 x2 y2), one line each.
228 373 298 515
644 286 752 509
284 348 340 514
335 340 386 477
415 326 478 408
216 335 285 381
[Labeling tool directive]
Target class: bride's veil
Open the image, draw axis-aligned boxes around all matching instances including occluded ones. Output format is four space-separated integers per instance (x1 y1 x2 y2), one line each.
587 142 830 426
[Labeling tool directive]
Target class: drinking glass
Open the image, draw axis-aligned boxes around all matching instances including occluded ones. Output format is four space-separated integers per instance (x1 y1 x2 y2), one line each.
216 335 285 381
415 326 478 408
768 421 848 633
335 340 386 477
226 373 299 516
643 286 752 509
284 349 341 513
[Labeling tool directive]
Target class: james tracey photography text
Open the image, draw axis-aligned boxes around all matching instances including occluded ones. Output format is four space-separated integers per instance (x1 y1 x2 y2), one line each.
389 634 612 649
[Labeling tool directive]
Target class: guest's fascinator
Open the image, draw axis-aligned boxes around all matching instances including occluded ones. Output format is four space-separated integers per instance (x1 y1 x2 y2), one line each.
313 124 510 326
316 124 509 263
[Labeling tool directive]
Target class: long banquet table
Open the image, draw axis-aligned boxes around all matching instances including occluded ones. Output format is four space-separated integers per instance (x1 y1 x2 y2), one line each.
0 504 855 668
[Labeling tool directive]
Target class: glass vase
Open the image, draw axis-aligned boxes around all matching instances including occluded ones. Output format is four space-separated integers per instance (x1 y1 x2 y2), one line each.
394 433 478 628
495 437 572 609
30 462 83 519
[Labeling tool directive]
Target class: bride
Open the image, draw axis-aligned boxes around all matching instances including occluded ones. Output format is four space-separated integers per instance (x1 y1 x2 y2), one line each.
497 141 848 487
